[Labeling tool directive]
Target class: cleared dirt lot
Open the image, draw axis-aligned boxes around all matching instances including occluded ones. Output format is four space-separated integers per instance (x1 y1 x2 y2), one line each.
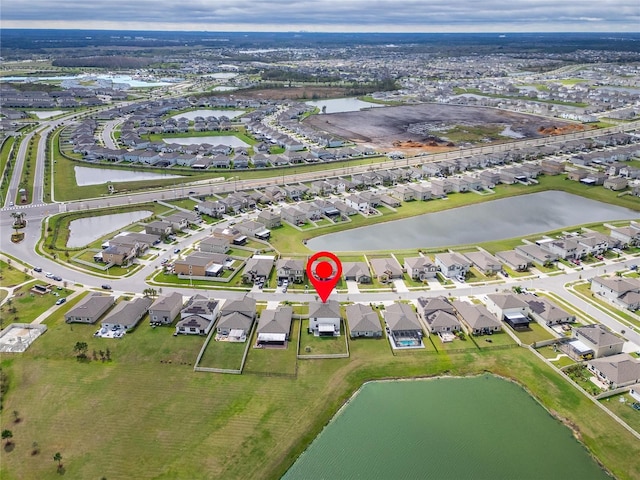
303 103 586 151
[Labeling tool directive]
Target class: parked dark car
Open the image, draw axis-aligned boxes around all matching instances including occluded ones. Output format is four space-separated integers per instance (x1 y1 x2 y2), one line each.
55 298 66 305
34 266 43 273
52 275 62 281
101 284 112 290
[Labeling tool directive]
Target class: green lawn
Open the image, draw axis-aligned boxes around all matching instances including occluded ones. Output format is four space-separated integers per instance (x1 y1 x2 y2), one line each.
197 337 247 370
600 393 640 434
298 320 349 356
0 281 73 326
0 136 16 204
243 320 299 376
0 260 32 288
510 322 556 345
474 331 517 348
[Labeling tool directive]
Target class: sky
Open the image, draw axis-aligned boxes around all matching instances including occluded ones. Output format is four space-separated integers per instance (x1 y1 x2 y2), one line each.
2 0 639 33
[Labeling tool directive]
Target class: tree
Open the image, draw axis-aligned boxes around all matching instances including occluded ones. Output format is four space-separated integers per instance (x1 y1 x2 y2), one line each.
73 341 88 360
12 410 20 423
2 429 13 446
32 441 40 455
53 451 63 470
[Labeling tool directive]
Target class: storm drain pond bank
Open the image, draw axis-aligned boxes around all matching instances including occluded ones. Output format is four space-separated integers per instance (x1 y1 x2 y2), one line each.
282 376 610 480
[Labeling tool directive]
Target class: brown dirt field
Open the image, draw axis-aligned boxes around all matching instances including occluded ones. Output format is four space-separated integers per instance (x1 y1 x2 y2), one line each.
303 103 588 151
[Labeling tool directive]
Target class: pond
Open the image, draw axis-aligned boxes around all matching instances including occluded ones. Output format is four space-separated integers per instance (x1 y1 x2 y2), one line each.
164 135 250 148
305 97 384 114
74 166 183 186
30 110 65 119
307 191 639 251
0 74 174 87
282 376 610 480
170 109 245 121
67 210 153 248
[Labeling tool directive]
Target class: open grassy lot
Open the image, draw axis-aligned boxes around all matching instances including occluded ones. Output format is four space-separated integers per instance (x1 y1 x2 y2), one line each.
243 320 299 376
0 260 32 288
0 281 73 325
1 329 639 480
197 337 247 370
0 136 16 204
510 322 557 345
298 320 349 356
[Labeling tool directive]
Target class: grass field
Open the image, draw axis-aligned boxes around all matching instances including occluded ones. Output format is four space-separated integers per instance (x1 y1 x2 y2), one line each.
243 320 299 376
0 260 32 288
298 320 349 356
601 393 640 434
1 314 640 480
510 322 557 345
198 337 247 370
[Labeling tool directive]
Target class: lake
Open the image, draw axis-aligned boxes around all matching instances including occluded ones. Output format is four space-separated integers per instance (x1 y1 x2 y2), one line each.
282 376 610 480
164 135 250 148
67 210 153 248
170 109 245 121
74 166 183 186
306 97 383 114
307 191 639 251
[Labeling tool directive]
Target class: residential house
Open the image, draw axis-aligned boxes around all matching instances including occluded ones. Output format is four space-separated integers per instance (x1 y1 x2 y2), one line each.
514 244 558 266
308 300 341 336
369 257 403 282
196 200 226 218
485 293 531 330
217 296 257 340
342 262 372 284
174 252 230 277
257 209 282 229
101 297 153 331
236 220 271 240
404 256 438 281
242 255 275 283
148 292 184 325
463 251 502 275
65 293 114 324
452 300 502 335
257 305 293 346
281 206 307 226
587 354 640 389
610 224 640 247
434 252 471 279
346 303 382 338
573 324 624 358
496 250 531 271
384 303 423 343
276 258 305 283
518 294 575 326
145 220 173 238
604 176 628 191
591 276 640 311
199 236 230 254
175 295 219 335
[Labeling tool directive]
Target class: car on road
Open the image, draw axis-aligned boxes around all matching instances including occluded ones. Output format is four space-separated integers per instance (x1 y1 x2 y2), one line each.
34 267 43 273
174 248 181 254
52 275 62 282
101 284 112 290
55 298 66 305
45 272 54 278
8 202 14 207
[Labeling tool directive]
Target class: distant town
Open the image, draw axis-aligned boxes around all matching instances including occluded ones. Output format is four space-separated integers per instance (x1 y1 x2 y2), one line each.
1 30 640 480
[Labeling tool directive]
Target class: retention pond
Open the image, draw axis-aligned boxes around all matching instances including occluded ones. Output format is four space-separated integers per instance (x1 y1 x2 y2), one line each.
307 190 639 251
282 376 610 480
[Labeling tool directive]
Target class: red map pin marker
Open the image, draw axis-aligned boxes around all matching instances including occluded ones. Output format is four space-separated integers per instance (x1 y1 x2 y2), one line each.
307 251 342 303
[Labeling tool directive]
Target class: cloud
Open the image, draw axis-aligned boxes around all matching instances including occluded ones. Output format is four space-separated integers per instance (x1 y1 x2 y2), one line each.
2 0 639 31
